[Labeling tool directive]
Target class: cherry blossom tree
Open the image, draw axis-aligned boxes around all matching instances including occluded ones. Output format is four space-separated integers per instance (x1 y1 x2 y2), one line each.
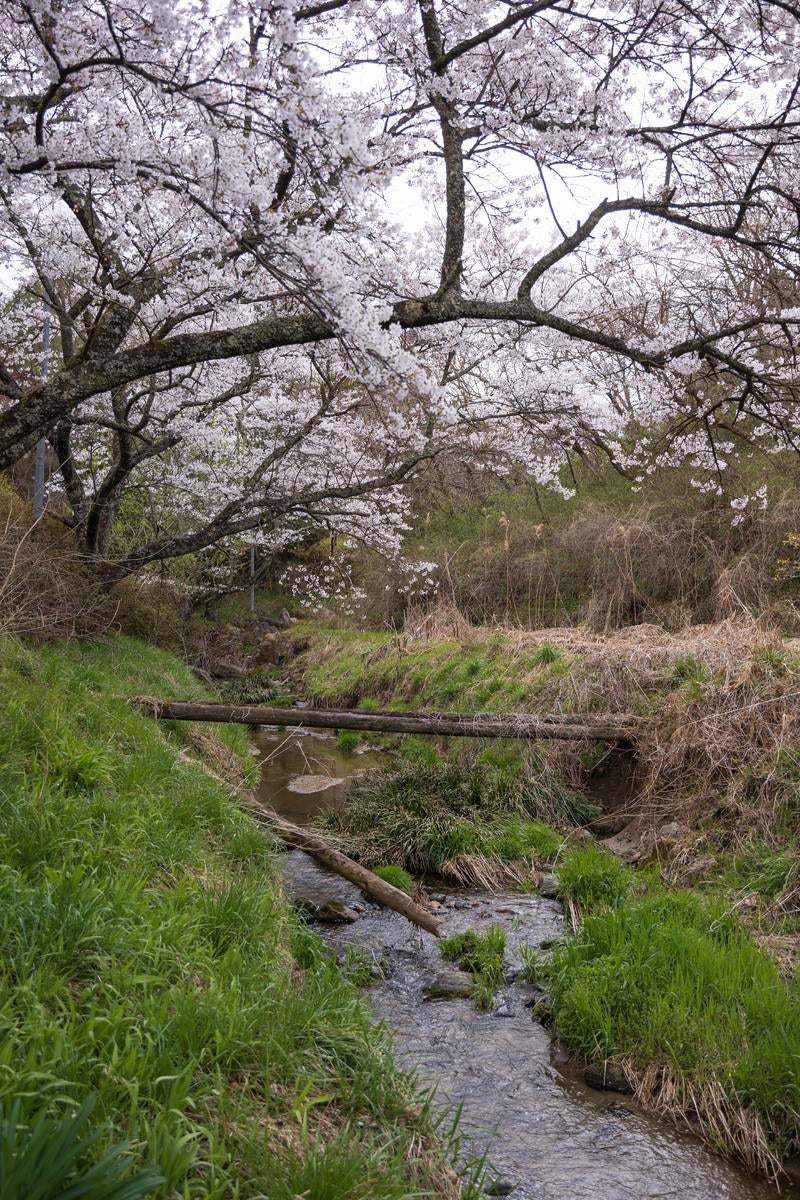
1 0 799 576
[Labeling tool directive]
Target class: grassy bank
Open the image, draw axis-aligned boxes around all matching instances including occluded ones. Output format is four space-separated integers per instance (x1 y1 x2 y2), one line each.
533 846 800 1181
0 633 467 1199
285 616 800 844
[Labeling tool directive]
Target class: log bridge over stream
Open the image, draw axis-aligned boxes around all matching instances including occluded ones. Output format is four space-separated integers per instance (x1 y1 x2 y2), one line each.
134 700 640 743
135 698 640 938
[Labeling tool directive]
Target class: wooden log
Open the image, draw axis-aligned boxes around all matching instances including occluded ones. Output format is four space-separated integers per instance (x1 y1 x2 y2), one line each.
133 698 638 742
246 799 442 938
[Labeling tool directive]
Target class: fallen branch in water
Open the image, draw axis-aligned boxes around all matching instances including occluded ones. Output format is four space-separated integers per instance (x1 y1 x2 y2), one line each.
246 797 442 939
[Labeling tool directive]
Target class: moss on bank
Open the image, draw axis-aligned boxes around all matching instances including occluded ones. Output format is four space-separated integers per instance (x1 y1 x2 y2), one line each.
0 633 466 1199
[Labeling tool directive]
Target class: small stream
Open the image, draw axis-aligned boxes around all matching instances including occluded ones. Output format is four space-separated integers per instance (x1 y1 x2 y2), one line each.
254 729 796 1200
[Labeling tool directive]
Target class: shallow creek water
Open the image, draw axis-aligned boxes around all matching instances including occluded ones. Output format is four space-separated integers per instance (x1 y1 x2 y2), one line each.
254 729 796 1200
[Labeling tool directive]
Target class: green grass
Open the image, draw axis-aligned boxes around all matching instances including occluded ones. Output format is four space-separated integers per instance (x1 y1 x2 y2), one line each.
722 845 798 901
336 729 362 753
546 885 800 1173
295 625 578 715
371 865 415 893
0 633 467 1199
556 843 633 909
319 759 565 884
440 927 506 1010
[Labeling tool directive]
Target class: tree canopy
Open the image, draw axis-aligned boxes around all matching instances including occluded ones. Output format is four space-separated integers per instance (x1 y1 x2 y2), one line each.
1 0 799 574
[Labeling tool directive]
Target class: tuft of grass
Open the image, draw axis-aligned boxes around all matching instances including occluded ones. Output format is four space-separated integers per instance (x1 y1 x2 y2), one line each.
485 818 561 862
400 736 441 766
371 865 415 893
336 729 362 753
0 1096 164 1200
556 844 632 909
440 927 506 1010
724 846 798 900
528 643 562 666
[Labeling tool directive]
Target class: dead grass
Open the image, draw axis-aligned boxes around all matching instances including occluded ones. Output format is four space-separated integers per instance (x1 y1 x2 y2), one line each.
0 481 108 638
634 1062 784 1183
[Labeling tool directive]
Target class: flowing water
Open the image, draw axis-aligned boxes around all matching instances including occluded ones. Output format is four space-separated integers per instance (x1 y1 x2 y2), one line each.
254 730 797 1200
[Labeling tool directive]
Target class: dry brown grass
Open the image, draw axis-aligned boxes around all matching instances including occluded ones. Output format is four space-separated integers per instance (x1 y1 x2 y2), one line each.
634 1061 784 1183
0 481 108 638
430 613 800 834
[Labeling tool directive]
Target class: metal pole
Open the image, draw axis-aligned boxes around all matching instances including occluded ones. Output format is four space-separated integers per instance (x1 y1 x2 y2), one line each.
249 544 255 614
33 308 51 519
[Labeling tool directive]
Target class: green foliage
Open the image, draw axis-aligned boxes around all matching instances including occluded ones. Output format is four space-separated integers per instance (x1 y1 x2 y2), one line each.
0 1097 164 1200
400 736 441 766
725 846 798 900
548 891 800 1156
371 865 415 893
336 729 362 753
0 633 463 1199
528 644 562 666
320 759 564 882
669 654 710 693
517 945 547 985
440 927 506 1010
556 844 633 909
485 818 561 862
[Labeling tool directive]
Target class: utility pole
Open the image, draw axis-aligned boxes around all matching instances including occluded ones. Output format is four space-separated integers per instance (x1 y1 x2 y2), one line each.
249 544 255 614
33 307 51 519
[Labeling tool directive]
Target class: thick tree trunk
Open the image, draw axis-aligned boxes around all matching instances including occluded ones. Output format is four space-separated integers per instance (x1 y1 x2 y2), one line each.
134 698 639 742
247 800 442 937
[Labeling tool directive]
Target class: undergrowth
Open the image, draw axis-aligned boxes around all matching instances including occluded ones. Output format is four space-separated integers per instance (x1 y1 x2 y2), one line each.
0 633 467 1199
319 758 566 886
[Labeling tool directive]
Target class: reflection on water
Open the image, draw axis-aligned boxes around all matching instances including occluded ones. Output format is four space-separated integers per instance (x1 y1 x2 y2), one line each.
258 730 797 1200
251 726 386 823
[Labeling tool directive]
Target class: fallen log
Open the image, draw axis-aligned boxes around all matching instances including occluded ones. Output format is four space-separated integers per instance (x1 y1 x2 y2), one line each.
133 698 639 742
246 799 442 938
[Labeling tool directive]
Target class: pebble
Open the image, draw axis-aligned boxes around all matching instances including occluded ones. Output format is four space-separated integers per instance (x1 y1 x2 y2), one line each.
484 1179 516 1196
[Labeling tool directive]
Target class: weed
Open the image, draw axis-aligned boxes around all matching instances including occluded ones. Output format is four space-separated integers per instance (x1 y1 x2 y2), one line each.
400 736 441 766
517 945 548 985
336 729 362 753
556 844 632 909
440 927 506 1010
371 865 415 893
529 644 562 666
